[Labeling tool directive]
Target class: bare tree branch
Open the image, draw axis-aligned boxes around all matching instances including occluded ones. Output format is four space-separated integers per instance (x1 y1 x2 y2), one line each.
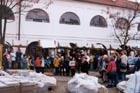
112 22 123 45
133 31 139 39
106 1 140 49
10 0 22 10
123 2 140 45
5 0 10 7
7 0 15 8
0 0 2 5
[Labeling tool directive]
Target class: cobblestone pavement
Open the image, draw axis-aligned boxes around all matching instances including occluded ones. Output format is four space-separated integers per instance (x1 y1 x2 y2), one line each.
50 71 120 93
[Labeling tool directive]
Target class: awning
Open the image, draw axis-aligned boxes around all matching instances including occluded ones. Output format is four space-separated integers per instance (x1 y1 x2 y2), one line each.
76 41 89 48
77 42 109 48
76 41 92 48
108 44 121 49
127 41 140 48
39 40 57 48
94 43 109 49
93 44 103 48
57 41 71 48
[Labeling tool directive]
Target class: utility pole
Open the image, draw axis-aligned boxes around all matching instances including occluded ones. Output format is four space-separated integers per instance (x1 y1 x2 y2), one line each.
18 0 21 40
0 44 2 67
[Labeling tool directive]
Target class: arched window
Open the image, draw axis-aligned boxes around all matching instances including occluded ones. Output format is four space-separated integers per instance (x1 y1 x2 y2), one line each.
137 23 140 31
0 5 15 20
115 18 129 29
26 8 50 22
90 15 107 27
59 12 80 25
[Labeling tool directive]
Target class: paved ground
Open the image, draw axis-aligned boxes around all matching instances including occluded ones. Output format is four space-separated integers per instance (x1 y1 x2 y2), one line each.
48 71 120 93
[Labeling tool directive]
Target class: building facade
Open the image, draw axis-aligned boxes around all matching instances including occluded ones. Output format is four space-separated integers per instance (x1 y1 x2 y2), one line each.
4 0 140 53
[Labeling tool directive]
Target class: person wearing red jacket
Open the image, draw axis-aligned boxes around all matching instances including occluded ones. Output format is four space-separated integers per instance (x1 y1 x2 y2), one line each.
106 55 117 88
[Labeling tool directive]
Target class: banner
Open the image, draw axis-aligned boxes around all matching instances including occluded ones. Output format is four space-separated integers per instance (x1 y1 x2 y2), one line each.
0 44 2 67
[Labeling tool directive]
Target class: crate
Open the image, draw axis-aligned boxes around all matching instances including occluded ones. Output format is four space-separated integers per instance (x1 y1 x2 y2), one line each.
44 72 54 76
47 85 56 93
98 87 108 93
0 85 20 93
37 84 56 93
20 83 37 93
37 86 48 93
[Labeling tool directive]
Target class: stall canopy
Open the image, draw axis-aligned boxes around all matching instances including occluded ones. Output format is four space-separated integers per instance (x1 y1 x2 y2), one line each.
108 44 121 49
39 40 57 48
57 41 71 48
76 41 89 48
127 42 140 48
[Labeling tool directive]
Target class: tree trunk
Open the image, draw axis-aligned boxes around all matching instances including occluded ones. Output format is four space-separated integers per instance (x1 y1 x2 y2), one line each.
120 44 127 50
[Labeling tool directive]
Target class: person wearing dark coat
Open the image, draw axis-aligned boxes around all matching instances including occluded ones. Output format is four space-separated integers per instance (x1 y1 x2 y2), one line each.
16 48 22 69
81 56 89 74
135 58 140 71
59 57 66 76
65 57 70 76
114 52 121 86
2 50 9 71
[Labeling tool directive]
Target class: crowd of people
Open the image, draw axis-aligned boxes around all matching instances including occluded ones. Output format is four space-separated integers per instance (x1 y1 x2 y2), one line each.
2 48 90 75
98 50 140 88
2 47 140 88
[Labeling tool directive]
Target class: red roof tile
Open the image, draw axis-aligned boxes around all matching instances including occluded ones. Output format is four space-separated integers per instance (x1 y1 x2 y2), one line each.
75 0 138 9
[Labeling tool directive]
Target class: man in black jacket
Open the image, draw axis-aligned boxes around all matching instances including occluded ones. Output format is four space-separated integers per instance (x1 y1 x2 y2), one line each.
135 58 140 71
81 56 89 74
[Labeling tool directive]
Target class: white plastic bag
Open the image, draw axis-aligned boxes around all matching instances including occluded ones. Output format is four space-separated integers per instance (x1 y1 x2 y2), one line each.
68 73 107 93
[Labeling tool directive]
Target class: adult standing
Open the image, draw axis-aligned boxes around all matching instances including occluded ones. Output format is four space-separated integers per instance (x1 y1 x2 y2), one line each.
135 53 140 71
75 52 81 73
81 56 89 74
2 50 10 71
10 49 16 69
29 56 35 70
53 55 61 75
89 54 94 71
65 57 70 76
34 56 41 73
120 50 128 81
16 48 22 69
41 55 45 73
59 56 66 76
94 54 99 71
22 54 27 69
99 55 108 83
69 57 76 76
114 52 121 85
44 56 51 71
106 56 117 88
